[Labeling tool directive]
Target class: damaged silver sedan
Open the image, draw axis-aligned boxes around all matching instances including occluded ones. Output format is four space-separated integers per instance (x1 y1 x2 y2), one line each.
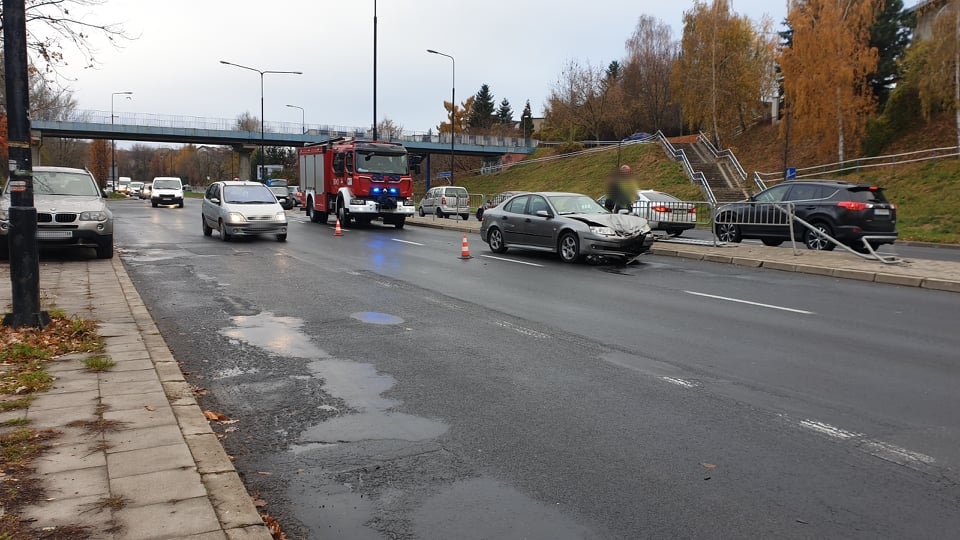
479 192 655 263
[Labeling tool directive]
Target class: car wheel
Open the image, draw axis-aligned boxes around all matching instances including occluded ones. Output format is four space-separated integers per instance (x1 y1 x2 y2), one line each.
476 208 484 221
668 229 683 237
178 200 184 208
418 206 425 217
714 220 742 243
761 238 784 247
804 222 835 251
202 217 212 236
95 236 114 259
219 220 232 242
151 201 158 208
487 227 507 254
460 213 470 221
558 232 580 263
436 207 445 219
394 217 406 229
276 233 287 242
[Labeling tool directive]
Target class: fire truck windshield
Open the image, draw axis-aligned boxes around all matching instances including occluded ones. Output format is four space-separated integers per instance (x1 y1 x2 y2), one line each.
356 151 408 175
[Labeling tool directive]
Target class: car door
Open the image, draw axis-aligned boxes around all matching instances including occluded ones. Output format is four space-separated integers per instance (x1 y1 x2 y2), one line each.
749 184 792 237
523 195 556 247
500 195 530 245
203 184 220 226
422 188 436 213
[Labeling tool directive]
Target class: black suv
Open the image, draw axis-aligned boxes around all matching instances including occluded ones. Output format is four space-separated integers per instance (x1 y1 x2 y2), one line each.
714 180 898 251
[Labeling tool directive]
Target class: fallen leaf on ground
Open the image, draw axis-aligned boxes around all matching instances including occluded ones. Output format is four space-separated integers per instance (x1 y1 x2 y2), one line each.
224 427 238 433
701 463 716 469
253 499 268 508
203 410 228 421
220 419 239 425
144 405 156 412
257 471 272 476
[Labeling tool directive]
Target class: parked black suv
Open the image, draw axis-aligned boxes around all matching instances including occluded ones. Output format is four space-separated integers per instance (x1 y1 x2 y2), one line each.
714 180 898 251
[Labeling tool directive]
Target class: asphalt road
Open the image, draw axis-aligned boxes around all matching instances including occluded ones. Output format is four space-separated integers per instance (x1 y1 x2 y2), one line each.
110 198 960 539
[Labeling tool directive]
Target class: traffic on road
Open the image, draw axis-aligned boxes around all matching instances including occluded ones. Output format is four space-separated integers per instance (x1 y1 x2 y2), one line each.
100 196 960 539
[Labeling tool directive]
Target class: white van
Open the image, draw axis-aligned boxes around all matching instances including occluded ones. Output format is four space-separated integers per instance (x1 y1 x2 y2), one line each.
117 177 131 194
150 176 184 208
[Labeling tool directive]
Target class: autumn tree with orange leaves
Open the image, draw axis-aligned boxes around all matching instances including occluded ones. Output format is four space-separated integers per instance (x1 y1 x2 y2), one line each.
780 0 881 162
87 140 110 188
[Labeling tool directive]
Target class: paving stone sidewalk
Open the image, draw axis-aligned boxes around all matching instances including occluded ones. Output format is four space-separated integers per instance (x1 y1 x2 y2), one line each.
0 258 271 540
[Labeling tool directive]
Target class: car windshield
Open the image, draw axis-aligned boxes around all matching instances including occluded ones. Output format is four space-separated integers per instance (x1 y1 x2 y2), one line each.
153 179 181 190
223 185 277 204
548 195 610 215
356 151 408 175
30 171 100 197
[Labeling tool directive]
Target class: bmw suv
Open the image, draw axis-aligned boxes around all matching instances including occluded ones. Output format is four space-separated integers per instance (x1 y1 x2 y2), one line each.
0 166 114 259
714 180 898 251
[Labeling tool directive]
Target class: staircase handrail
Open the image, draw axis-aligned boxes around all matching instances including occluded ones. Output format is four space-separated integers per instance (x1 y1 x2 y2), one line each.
698 130 747 181
754 145 960 183
655 130 717 204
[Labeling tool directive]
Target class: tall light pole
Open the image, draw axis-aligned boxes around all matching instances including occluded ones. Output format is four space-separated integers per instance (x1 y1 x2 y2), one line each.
111 91 133 190
286 104 305 134
220 60 302 181
373 0 378 140
427 49 455 184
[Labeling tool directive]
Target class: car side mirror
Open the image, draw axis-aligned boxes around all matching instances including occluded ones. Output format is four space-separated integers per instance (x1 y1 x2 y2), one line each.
535 210 551 218
101 189 108 198
210 198 220 205
618 209 630 215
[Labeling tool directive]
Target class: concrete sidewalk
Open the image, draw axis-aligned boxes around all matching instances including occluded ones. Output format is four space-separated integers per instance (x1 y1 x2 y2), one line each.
405 215 960 292
0 258 271 540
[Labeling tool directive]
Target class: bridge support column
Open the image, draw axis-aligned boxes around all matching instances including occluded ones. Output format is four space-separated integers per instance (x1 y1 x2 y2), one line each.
30 130 41 166
233 145 255 181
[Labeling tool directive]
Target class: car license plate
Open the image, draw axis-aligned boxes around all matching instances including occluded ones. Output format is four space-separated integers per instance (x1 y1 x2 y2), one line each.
874 208 890 216
37 230 73 239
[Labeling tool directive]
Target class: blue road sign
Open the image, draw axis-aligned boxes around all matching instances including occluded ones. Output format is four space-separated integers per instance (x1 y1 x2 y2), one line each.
785 167 797 180
437 171 451 179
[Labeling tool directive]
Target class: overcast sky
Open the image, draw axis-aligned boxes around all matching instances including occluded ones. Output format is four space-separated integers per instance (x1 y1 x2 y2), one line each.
48 0 920 135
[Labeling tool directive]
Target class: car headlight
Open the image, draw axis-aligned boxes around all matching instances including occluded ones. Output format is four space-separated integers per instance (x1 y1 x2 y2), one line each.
589 226 615 236
79 211 108 221
274 211 287 221
227 212 246 223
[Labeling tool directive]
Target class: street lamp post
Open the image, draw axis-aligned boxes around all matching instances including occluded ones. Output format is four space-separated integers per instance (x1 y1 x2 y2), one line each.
427 49 455 184
286 104 305 134
111 91 133 190
220 60 302 181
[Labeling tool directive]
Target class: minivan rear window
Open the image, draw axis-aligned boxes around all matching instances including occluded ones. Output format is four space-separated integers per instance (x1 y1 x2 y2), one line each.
447 188 468 197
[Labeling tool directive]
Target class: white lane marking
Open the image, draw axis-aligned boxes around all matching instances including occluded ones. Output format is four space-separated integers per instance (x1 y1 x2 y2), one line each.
797 418 937 469
684 290 814 315
660 376 698 388
392 238 424 246
480 254 544 267
799 420 862 440
858 440 936 466
493 320 549 339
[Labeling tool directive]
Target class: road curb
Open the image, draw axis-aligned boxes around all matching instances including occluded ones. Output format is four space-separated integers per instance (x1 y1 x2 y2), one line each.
112 257 273 540
406 217 476 233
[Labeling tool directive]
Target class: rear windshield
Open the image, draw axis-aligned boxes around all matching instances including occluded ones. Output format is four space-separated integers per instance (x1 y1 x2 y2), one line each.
270 187 288 196
446 188 468 197
641 192 679 202
844 186 889 203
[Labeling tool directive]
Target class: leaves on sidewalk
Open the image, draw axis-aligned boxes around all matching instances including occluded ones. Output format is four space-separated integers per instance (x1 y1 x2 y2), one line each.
203 410 228 421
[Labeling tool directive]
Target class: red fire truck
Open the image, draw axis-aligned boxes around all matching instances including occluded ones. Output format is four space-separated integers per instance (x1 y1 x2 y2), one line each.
298 139 415 229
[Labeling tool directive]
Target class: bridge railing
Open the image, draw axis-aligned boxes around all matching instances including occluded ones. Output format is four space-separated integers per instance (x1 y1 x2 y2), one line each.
41 110 537 149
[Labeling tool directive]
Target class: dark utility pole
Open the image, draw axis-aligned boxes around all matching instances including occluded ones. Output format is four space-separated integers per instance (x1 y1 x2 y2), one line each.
427 49 455 184
3 0 48 328
372 0 378 141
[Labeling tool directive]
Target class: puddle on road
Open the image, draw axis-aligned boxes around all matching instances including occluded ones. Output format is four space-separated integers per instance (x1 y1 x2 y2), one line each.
123 248 194 263
300 359 448 444
214 366 261 379
413 478 591 539
351 312 404 325
219 312 331 359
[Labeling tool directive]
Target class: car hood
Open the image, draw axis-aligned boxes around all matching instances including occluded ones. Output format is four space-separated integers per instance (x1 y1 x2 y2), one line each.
567 213 649 235
222 202 285 216
1 194 106 214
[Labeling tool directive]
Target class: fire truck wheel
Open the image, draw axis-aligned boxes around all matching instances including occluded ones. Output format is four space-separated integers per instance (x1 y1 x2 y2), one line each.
337 199 352 227
393 217 406 229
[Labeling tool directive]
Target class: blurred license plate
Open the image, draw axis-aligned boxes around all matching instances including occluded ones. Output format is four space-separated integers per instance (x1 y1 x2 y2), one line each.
37 230 73 239
874 209 890 216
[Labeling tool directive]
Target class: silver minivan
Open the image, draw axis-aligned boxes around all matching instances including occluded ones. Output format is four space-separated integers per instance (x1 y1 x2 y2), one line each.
418 186 470 219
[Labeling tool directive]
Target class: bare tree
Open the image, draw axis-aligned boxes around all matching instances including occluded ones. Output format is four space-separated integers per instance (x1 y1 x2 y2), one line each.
542 59 612 142
622 16 678 133
377 117 404 140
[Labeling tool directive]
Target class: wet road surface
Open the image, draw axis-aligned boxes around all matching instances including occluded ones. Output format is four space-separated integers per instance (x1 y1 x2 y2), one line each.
111 198 960 539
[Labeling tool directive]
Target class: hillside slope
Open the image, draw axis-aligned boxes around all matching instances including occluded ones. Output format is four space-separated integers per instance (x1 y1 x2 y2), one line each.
454 144 703 202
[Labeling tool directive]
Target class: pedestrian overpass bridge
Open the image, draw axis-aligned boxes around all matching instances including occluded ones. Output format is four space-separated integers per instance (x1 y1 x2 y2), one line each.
31 110 537 180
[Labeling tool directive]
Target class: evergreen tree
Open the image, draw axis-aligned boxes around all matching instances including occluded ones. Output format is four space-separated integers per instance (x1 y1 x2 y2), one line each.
519 100 535 137
468 84 497 129
869 0 914 110
496 98 514 125
606 60 622 81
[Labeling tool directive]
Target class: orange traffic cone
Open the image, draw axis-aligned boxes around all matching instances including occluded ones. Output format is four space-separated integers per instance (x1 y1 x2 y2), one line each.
334 218 343 236
458 233 472 259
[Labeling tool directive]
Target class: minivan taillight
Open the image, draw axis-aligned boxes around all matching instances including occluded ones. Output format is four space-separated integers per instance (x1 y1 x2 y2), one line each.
837 201 868 211
441 197 447 205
